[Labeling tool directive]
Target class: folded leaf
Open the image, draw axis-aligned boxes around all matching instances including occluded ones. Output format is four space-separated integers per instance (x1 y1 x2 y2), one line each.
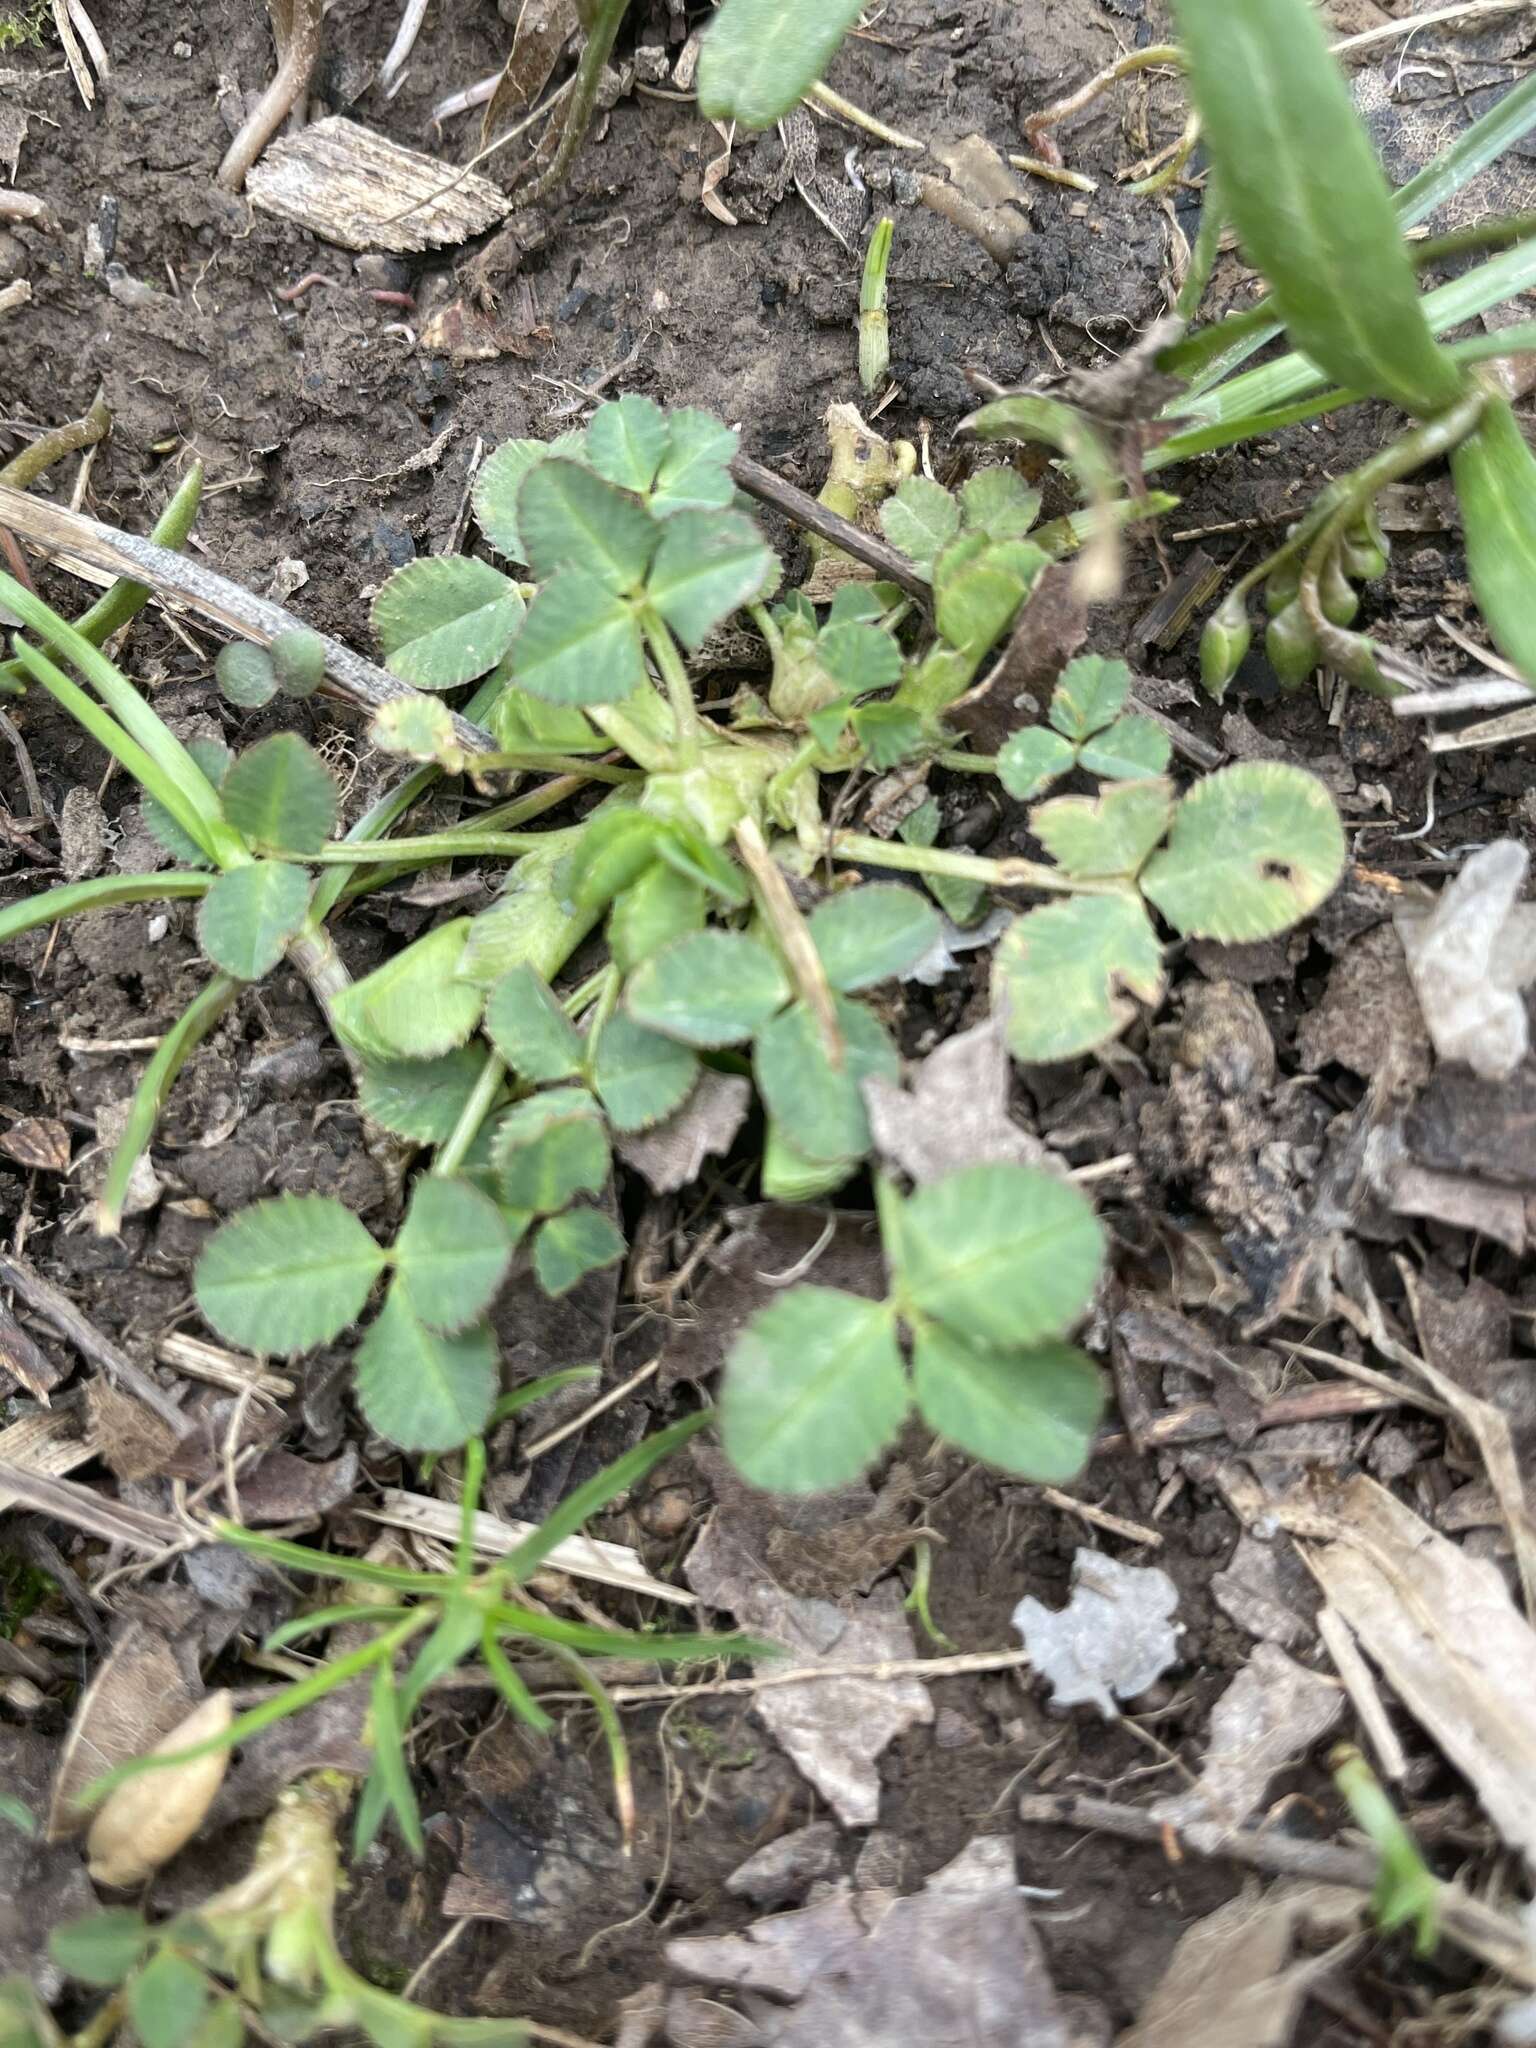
1450 394 1536 686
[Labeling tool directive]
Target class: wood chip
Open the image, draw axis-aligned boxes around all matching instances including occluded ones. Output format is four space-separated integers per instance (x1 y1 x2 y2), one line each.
359 1487 698 1607
247 116 510 254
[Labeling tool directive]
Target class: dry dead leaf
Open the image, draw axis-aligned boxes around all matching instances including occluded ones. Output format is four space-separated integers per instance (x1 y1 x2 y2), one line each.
1210 1533 1318 1649
1117 1884 1363 2048
1014 1551 1183 1718
668 1836 1071 2047
47 1612 201 1838
1152 1645 1342 1835
702 119 739 227
864 1017 1052 1184
1395 840 1536 1080
0 1300 61 1401
946 562 1089 751
0 1117 71 1173
616 1071 752 1193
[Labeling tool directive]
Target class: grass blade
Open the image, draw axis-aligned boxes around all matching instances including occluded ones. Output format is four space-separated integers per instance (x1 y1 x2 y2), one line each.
481 1622 554 1735
0 873 211 947
357 1664 424 1858
502 1411 711 1586
98 975 238 1232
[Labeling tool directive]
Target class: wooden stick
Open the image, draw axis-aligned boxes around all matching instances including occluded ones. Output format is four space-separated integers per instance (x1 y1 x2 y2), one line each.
0 483 495 757
729 451 930 600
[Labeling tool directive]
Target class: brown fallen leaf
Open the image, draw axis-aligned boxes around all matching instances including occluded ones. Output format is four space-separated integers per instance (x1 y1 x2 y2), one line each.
0 1300 61 1401
47 1609 202 1838
1152 1644 1343 1835
864 1017 1054 1185
946 562 1088 751
617 1071 752 1194
0 1117 70 1173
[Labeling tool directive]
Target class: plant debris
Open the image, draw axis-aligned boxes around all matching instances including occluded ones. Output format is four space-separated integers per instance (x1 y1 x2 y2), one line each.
1013 1550 1183 1717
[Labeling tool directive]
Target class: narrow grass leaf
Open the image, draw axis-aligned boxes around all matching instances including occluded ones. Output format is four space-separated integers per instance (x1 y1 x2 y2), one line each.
720 1289 908 1493
361 1665 424 1858
1449 394 1536 684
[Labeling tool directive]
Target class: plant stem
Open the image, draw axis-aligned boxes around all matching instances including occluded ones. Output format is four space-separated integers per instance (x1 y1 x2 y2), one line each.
433 1052 507 1178
825 828 1126 897
733 815 843 1066
299 832 546 864
641 609 703 757
0 872 210 947
216 0 324 193
807 80 924 151
0 389 110 490
473 751 639 783
98 975 237 1233
516 0 627 204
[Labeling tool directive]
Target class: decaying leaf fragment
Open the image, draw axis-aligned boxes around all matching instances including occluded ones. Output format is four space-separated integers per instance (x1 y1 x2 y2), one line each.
1013 1549 1182 1717
246 117 509 253
1395 839 1536 1081
1153 1644 1343 1836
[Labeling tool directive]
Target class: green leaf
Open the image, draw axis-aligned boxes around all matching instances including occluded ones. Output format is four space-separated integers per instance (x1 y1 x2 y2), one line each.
878 476 961 577
697 0 866 129
487 682 596 754
331 920 483 1060
1048 654 1131 741
608 863 705 976
655 825 752 908
997 726 1078 801
807 884 940 991
993 894 1166 1062
586 395 670 495
898 796 990 927
0 1794 33 1835
369 696 470 773
220 733 337 854
911 1330 1103 1483
355 1287 497 1452
372 557 525 691
215 641 276 709
959 467 1041 541
393 1176 513 1333
760 1121 853 1203
1170 0 1463 416
1078 714 1171 783
471 431 586 563
510 569 646 706
48 1911 150 1988
647 511 776 650
270 628 326 699
1030 778 1174 879
650 411 740 516
485 965 585 1083
590 1010 700 1132
1450 395 1536 684
1141 762 1346 941
566 809 665 912
817 619 903 694
720 1289 908 1493
895 1164 1103 1350
518 459 658 595
196 860 313 979
364 1662 424 1859
753 994 899 1165
0 1976 61 2048
128 1949 209 2048
825 584 888 626
935 539 1046 654
190 1999 243 2048
196 1193 386 1354
357 1047 492 1144
852 701 924 770
141 740 232 867
532 1207 626 1296
626 930 790 1048
492 1087 610 1213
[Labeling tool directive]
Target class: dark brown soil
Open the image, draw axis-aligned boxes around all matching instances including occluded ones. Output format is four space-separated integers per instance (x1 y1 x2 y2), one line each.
2 2 1534 2042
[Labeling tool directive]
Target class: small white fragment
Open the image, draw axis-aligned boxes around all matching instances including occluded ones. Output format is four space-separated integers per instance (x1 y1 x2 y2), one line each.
1395 840 1536 1081
1014 1550 1182 1718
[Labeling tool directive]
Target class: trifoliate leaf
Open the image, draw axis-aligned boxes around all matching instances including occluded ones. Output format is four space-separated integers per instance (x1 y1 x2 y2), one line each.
912 1329 1103 1482
372 557 525 691
331 919 483 1060
357 1046 493 1144
49 1911 151 1988
753 994 899 1165
491 1087 610 1214
650 410 739 516
1030 777 1174 879
1048 654 1132 741
470 430 586 563
959 467 1041 542
532 1207 626 1297
591 1010 699 1132
1077 713 1171 783
998 725 1078 801
993 894 1166 1063
220 733 337 854
626 930 790 1047
196 1194 385 1354
517 459 658 595
720 1289 908 1494
510 568 646 705
369 695 469 773
586 394 670 495
807 883 941 991
355 1287 497 1452
817 619 902 694
1141 761 1346 941
129 1948 208 2048
269 628 326 699
196 860 313 979
608 863 705 976
894 1164 1102 1350
935 540 1046 654
878 476 961 576
852 701 924 770
215 641 276 708
647 510 776 650
484 964 584 1083
393 1175 513 1333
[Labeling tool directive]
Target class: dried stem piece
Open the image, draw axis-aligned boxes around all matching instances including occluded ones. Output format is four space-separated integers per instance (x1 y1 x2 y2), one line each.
728 451 929 599
217 0 325 195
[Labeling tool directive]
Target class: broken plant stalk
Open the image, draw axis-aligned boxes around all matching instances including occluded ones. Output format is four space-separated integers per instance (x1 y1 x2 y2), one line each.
217 0 325 193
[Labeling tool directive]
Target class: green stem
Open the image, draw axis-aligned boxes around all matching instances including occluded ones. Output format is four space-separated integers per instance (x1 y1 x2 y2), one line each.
0 871 210 946
826 828 1127 897
98 975 237 1233
641 609 703 757
297 832 547 865
0 391 111 490
516 0 628 204
470 751 639 783
933 747 998 774
433 1052 507 1178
